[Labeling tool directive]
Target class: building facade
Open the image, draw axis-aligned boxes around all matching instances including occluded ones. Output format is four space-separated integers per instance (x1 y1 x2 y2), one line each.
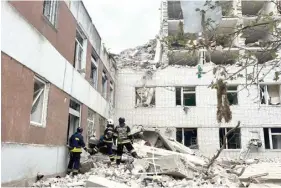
1 0 116 185
116 0 281 159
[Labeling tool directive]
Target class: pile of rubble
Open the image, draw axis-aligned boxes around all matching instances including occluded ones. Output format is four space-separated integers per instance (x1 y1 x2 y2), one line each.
114 39 159 70
33 129 281 188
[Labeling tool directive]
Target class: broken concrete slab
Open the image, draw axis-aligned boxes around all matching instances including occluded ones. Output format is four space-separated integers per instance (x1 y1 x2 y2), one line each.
133 143 206 166
147 155 195 179
85 175 130 188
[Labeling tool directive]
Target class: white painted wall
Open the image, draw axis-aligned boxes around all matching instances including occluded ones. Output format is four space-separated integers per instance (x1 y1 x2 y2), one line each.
1 143 68 183
67 0 116 81
116 67 281 157
1 1 109 118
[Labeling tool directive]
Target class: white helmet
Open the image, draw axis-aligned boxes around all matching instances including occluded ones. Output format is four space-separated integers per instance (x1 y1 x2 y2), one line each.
107 119 114 125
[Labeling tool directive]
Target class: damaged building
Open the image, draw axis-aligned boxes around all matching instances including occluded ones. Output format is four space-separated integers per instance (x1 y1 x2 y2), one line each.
1 0 281 187
1 0 117 186
115 0 281 159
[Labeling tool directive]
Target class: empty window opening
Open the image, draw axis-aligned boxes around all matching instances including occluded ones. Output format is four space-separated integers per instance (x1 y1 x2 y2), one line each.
227 86 238 105
110 81 114 106
135 87 156 107
74 29 85 71
260 85 281 105
264 128 281 149
90 54 98 89
102 71 108 98
219 128 241 149
67 99 81 144
176 128 198 148
30 77 49 126
43 0 58 26
176 87 181 105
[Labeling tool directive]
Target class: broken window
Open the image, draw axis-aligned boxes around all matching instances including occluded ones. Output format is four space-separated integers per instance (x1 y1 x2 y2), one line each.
264 128 281 149
90 54 98 89
30 77 48 125
260 85 281 105
176 128 198 148
219 128 241 149
135 87 156 107
227 86 238 105
87 109 96 143
102 71 107 98
67 99 81 143
110 81 114 106
43 0 58 26
175 87 196 106
74 29 85 71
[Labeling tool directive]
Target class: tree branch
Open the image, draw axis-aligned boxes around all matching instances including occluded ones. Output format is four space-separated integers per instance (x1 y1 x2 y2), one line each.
206 121 241 169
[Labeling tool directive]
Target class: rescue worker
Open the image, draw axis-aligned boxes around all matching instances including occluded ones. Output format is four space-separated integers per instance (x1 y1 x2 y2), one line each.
97 119 115 161
67 127 87 175
113 117 139 165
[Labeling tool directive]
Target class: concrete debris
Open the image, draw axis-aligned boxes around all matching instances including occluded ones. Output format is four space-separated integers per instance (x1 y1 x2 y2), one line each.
85 175 130 188
114 39 163 70
34 132 281 188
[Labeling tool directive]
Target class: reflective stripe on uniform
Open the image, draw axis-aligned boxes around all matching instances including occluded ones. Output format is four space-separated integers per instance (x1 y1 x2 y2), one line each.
116 156 121 159
109 154 115 159
75 138 80 141
70 147 82 152
73 169 79 173
104 140 113 143
67 169 72 172
118 140 131 144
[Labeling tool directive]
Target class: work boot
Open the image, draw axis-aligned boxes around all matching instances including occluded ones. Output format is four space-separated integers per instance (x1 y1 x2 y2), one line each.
66 169 72 175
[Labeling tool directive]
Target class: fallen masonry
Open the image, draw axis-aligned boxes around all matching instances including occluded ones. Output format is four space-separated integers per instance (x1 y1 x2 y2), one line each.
33 131 281 188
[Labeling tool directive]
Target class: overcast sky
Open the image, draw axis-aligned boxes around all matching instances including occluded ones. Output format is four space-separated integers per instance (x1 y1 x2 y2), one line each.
82 0 161 54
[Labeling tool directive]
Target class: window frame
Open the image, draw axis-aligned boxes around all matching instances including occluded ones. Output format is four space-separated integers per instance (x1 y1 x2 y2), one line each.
110 81 114 106
74 28 86 71
219 127 241 149
30 76 49 127
176 128 198 148
227 85 238 105
182 87 196 106
90 54 99 89
264 128 281 150
259 84 281 106
43 0 59 27
102 71 108 98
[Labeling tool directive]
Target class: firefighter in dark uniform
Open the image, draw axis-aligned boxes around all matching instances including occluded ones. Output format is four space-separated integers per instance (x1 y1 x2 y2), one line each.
98 119 115 161
113 117 139 165
67 127 87 175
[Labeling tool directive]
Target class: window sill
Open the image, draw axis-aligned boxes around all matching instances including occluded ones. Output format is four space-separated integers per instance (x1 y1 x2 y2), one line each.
30 121 46 128
222 149 241 151
42 15 57 32
265 149 281 152
259 105 281 107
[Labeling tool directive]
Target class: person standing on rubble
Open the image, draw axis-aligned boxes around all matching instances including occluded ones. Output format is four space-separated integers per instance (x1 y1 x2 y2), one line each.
98 119 115 162
67 127 87 176
113 117 140 165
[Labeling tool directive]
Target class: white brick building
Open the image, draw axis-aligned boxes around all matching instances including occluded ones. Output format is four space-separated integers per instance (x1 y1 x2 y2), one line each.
115 0 281 158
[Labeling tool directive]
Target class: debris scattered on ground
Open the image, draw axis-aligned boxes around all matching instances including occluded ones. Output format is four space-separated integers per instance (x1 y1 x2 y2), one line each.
33 128 281 188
